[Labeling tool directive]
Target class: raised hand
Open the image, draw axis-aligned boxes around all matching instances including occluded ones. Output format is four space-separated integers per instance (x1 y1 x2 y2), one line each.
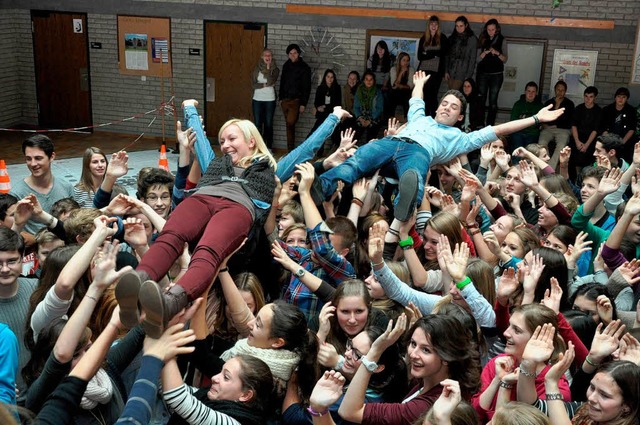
106 151 129 179
483 230 502 256
460 178 479 203
430 379 462 423
384 117 402 136
404 302 423 329
624 191 640 216
465 197 482 227
458 167 482 186
536 104 565 123
558 146 571 166
512 147 530 159
494 149 511 171
368 222 386 264
339 127 357 150
270 241 298 272
597 168 622 195
497 267 519 305
317 301 335 343
444 241 469 283
592 243 605 272
317 341 340 368
618 259 640 286
631 169 640 196
294 162 316 195
619 333 640 366
309 370 346 410
352 178 369 202
480 144 495 165
92 241 133 289
413 70 431 86
595 154 612 170
123 217 148 248
545 341 575 386
440 194 460 217
12 197 34 227
176 121 196 153
522 323 556 364
143 322 196 362
494 355 515 380
504 193 521 211
444 157 463 180
332 106 353 122
596 294 614 325
105 193 134 216
565 231 592 269
425 186 443 207
519 160 539 187
589 320 625 364
523 253 545 296
369 314 407 357
541 277 563 314
93 215 119 238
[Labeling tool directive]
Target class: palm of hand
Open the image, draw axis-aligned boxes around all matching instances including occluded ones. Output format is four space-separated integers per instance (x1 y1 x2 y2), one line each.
498 274 518 298
125 224 147 246
523 339 553 363
109 160 128 177
591 334 618 358
599 178 618 194
310 377 344 407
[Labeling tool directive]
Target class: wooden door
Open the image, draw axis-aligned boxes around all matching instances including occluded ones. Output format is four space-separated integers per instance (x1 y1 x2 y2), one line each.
205 22 265 137
32 11 92 129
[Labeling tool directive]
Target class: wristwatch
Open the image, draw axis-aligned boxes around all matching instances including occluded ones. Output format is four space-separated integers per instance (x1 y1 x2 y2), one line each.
295 268 306 278
360 355 379 372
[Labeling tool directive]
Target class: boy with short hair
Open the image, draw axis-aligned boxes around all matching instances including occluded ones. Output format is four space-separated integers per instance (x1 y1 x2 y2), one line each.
278 200 304 237
0 227 37 402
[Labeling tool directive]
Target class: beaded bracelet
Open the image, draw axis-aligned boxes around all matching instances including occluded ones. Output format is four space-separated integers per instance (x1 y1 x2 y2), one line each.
546 393 564 401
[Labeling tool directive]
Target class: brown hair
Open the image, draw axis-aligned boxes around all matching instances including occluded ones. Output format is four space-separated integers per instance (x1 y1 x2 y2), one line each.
280 200 303 225
423 15 442 48
76 147 107 192
63 208 101 244
512 304 565 362
492 402 550 425
327 279 372 354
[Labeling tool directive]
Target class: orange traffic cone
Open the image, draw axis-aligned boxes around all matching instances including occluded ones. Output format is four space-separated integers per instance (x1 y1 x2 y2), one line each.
158 144 170 172
0 160 11 194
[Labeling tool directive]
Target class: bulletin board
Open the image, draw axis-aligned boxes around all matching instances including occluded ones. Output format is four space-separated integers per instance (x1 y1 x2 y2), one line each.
117 15 172 77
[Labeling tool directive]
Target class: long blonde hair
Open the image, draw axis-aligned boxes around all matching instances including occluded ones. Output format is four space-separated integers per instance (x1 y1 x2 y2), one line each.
218 119 277 170
77 147 107 192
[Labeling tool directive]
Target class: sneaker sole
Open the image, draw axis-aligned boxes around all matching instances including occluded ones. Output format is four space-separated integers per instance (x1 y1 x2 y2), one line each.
114 271 141 328
395 170 419 221
138 280 165 339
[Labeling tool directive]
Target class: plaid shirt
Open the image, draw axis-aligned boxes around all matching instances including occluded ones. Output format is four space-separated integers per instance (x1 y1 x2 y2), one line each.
281 222 356 323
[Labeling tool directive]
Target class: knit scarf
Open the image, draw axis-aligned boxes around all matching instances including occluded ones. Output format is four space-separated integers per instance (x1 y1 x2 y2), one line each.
220 338 299 382
355 84 377 115
80 368 113 410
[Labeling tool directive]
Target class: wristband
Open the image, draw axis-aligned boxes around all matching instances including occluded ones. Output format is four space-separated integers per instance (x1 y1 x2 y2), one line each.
351 198 364 207
533 115 540 126
456 276 472 290
546 393 564 401
585 355 600 367
219 267 229 273
398 236 414 248
466 222 479 229
543 193 553 203
307 406 329 417
499 381 514 389
371 260 385 268
469 229 481 236
85 294 99 302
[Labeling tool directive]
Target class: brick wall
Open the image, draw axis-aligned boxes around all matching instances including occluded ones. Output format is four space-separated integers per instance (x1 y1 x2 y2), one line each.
0 0 637 146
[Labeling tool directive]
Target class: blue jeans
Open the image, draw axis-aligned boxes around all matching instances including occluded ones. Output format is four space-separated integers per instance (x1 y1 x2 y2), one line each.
276 114 339 182
319 138 431 207
477 72 504 125
252 99 276 149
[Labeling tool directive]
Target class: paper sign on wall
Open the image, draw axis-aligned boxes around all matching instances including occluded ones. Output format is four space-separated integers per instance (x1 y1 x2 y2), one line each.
73 19 83 33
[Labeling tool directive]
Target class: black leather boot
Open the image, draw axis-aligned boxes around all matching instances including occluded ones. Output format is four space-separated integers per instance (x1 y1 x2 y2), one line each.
138 281 189 338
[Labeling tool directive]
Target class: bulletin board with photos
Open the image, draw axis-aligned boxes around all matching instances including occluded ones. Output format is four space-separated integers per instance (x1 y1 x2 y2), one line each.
117 15 172 77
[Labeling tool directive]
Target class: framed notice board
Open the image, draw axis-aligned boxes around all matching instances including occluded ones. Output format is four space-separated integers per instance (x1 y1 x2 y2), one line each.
117 15 172 77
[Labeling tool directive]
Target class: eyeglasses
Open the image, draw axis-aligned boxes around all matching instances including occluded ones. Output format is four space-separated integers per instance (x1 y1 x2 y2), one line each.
0 258 21 268
145 194 171 203
345 339 364 362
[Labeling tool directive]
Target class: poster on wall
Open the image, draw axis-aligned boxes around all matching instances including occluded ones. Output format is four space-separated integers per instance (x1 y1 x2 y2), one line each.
366 30 421 71
124 33 149 70
631 19 640 85
551 49 598 103
117 15 171 77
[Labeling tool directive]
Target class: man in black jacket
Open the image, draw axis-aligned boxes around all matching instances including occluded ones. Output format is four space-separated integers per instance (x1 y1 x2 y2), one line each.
279 43 311 151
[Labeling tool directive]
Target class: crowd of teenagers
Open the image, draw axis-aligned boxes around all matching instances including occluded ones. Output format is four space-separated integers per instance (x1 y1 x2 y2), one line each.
1 22 640 425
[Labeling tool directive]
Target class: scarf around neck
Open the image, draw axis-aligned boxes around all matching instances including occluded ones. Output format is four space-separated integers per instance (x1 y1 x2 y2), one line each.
220 338 300 382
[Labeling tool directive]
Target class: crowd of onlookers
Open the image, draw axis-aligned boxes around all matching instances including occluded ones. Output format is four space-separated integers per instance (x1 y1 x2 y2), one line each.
1 14 640 425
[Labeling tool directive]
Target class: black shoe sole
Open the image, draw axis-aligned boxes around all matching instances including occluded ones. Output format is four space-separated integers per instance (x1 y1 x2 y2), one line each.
395 170 419 221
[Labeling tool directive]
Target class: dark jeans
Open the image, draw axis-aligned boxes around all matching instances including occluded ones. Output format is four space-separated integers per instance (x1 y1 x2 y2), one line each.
477 72 504 126
252 99 276 149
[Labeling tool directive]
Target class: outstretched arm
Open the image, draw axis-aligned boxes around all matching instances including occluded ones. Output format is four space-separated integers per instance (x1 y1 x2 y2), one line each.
411 70 430 99
494 104 564 137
